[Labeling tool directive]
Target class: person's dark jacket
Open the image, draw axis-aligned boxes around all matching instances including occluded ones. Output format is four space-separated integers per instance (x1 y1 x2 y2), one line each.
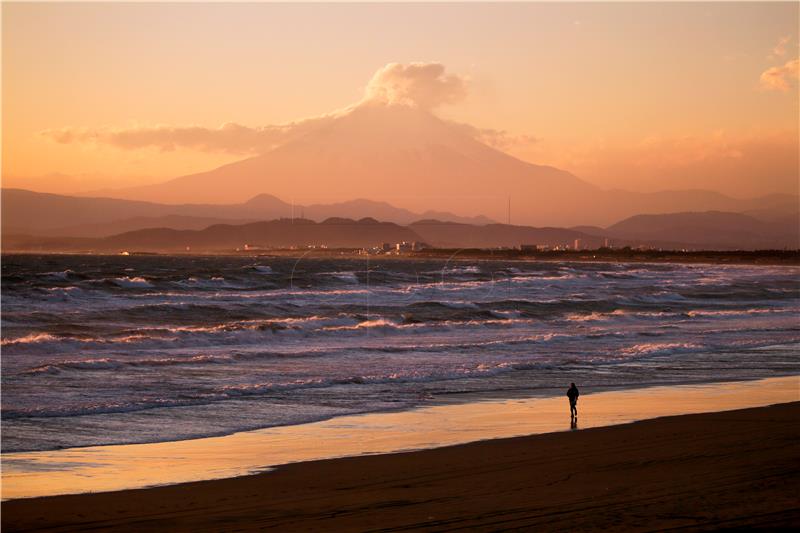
567 386 579 402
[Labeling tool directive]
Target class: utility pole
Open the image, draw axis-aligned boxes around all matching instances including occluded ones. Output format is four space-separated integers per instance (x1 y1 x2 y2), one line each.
507 196 511 225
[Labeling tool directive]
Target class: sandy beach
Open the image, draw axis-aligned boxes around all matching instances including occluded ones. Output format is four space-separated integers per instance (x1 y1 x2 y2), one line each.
3 376 798 501
4 401 799 531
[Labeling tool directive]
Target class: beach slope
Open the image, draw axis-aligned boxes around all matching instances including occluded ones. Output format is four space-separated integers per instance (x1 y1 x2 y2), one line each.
4 402 799 531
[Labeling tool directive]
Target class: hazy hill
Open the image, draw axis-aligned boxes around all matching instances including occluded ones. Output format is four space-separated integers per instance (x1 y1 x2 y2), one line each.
2 218 421 253
606 211 800 249
4 209 798 253
3 217 603 253
598 190 798 228
1 188 491 237
291 197 493 226
3 188 797 253
410 221 601 249
56 215 260 239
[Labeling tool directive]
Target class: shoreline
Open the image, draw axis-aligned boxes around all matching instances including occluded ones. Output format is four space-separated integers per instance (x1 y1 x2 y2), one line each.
2 375 797 502
7 372 798 456
3 250 800 266
4 401 799 531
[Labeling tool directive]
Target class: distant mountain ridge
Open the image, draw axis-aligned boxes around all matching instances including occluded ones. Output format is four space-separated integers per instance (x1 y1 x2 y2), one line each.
409 221 593 249
1 188 493 237
98 218 422 251
4 209 797 253
2 217 602 253
606 211 799 250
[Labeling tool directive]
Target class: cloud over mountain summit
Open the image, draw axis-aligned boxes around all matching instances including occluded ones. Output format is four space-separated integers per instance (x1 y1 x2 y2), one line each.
41 62 474 155
363 62 467 109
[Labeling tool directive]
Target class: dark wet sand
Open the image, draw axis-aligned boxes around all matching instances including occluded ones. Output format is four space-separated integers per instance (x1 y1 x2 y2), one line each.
4 402 799 532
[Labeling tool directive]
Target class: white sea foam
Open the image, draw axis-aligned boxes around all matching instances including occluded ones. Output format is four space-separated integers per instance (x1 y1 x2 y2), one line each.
113 276 153 288
1 333 59 346
41 270 74 281
323 271 360 283
619 342 702 356
23 354 233 375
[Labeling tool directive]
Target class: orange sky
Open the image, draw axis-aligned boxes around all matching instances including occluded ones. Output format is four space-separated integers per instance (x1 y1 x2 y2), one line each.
2 2 798 198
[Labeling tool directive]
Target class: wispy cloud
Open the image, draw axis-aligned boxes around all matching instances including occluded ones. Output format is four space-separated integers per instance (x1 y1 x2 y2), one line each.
41 117 337 155
770 35 791 59
452 122 539 151
760 58 799 92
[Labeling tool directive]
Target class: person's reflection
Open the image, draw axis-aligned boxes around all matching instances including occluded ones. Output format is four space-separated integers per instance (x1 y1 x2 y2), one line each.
570 417 578 430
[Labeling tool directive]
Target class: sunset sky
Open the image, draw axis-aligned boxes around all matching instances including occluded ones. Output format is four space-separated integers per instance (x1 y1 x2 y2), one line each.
3 1 798 198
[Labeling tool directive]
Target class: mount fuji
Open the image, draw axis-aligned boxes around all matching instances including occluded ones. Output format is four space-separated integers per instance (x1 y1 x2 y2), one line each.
100 101 795 227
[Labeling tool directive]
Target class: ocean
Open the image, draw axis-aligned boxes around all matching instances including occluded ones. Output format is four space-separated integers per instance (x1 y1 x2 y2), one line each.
2 254 798 453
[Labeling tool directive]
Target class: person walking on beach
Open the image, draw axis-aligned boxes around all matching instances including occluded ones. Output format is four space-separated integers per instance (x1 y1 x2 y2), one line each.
567 383 580 418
